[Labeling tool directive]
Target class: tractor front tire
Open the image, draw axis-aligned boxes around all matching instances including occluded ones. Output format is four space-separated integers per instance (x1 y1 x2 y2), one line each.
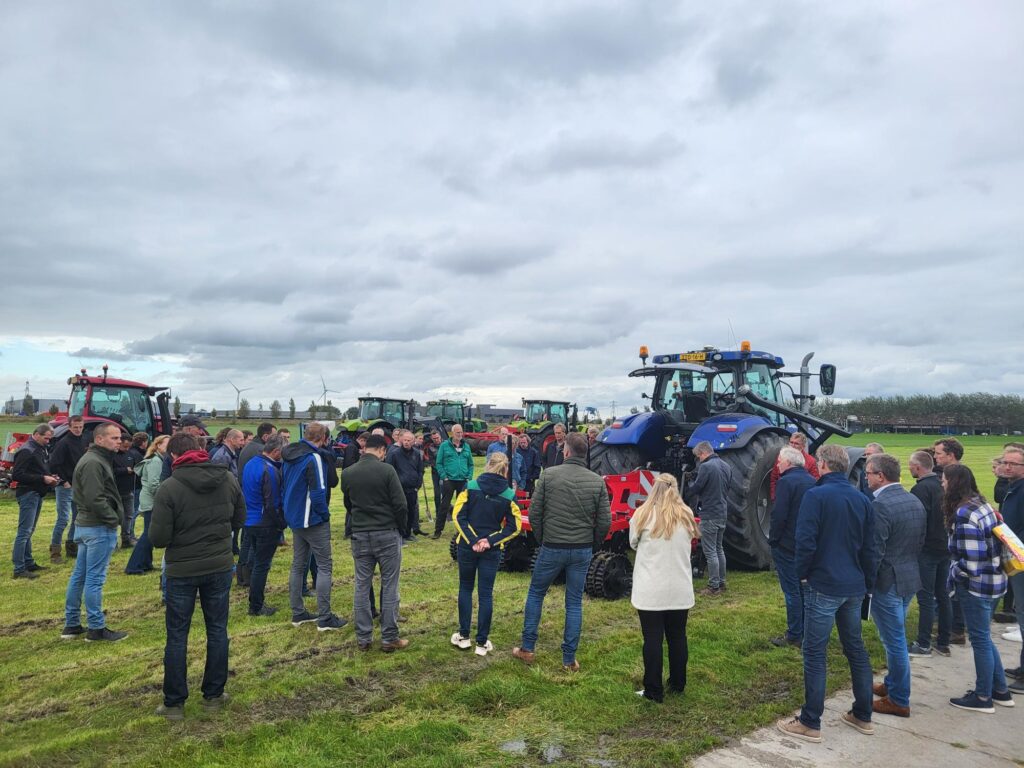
587 443 642 476
719 432 787 570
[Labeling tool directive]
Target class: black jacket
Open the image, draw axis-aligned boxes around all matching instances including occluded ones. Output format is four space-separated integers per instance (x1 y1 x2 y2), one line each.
910 473 946 555
112 449 137 494
318 446 340 505
342 442 362 470
387 446 424 491
12 438 52 497
150 461 246 578
543 441 565 469
49 432 88 484
516 446 542 482
769 466 815 554
341 454 408 536
686 453 733 522
994 476 1010 505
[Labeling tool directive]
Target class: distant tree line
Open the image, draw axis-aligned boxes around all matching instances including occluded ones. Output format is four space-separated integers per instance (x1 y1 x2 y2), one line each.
810 393 1024 434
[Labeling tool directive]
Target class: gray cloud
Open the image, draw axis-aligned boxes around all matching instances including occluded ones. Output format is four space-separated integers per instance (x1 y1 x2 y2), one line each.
2 1 1022 411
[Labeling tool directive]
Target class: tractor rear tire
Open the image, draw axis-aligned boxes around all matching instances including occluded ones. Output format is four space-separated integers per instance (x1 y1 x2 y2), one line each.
449 533 459 562
584 551 633 599
718 432 787 570
500 536 535 572
588 443 642 476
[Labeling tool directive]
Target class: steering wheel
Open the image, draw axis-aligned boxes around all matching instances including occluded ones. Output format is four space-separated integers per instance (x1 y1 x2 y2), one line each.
713 392 735 407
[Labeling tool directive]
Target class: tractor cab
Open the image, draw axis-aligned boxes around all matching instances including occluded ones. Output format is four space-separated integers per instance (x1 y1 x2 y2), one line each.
357 397 409 427
63 367 173 440
425 400 466 425
521 400 577 427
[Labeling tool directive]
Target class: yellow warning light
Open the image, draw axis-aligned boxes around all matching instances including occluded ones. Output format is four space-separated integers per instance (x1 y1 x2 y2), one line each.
740 340 751 353
639 345 649 359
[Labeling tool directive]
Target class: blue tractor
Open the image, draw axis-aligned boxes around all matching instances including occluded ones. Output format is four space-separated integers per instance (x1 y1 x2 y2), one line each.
589 343 857 569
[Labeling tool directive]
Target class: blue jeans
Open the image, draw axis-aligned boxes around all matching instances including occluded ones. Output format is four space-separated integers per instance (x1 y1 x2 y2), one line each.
246 526 281 612
700 518 727 589
457 543 501 645
1011 571 1024 671
870 587 914 707
521 545 592 665
956 583 1008 699
800 584 873 730
125 510 154 573
52 485 77 546
772 547 803 641
164 569 232 707
915 551 952 648
64 526 118 629
13 492 43 573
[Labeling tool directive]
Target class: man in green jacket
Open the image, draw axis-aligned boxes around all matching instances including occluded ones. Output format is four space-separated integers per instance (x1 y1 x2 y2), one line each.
61 423 127 642
513 432 610 671
342 434 409 652
150 433 246 720
432 424 475 538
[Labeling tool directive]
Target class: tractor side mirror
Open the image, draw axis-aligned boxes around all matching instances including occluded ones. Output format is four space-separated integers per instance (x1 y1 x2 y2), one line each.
819 364 836 396
641 392 651 400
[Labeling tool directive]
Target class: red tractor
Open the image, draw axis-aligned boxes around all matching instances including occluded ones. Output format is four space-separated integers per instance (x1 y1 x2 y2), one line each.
450 469 703 599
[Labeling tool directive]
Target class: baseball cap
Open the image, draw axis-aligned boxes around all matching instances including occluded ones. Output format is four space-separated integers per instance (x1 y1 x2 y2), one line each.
178 415 207 430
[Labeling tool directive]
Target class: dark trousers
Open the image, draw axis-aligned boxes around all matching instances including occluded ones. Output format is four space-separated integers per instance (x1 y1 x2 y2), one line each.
916 550 952 648
119 493 134 539
457 543 501 645
163 569 232 707
246 527 281 612
238 528 251 566
434 479 467 536
637 609 689 702
430 468 442 514
125 510 154 573
404 488 420 534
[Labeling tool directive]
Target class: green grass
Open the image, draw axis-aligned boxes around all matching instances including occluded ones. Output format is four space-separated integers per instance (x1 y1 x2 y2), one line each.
0 433 1003 767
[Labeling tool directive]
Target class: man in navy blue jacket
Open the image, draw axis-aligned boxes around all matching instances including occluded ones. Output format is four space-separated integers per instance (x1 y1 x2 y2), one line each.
242 435 286 617
282 423 346 632
779 444 878 744
769 446 816 648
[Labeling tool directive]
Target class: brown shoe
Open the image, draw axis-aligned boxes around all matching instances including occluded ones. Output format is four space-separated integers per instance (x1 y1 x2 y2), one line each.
357 641 371 651
50 545 64 564
872 696 910 717
699 586 722 597
872 682 888 697
776 717 821 743
840 711 874 735
512 647 535 665
563 660 580 672
381 638 409 653
949 632 966 646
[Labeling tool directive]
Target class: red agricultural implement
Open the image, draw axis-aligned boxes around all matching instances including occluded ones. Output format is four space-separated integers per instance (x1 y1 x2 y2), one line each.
450 469 703 599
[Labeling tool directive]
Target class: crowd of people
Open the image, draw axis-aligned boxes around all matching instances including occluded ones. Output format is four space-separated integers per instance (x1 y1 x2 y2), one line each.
8 418 1024 732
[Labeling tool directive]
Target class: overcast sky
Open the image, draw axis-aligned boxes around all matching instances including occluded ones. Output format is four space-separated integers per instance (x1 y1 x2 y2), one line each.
2 1 1022 415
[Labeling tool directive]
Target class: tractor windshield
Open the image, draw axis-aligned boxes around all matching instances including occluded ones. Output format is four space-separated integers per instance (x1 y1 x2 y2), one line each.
659 369 730 417
427 403 463 423
358 400 383 421
86 386 154 435
69 385 88 417
382 401 406 424
525 402 566 423
742 363 784 424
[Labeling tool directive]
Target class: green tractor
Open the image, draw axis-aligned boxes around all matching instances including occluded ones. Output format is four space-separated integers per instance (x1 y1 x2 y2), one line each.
510 399 579 456
342 396 415 437
423 399 494 453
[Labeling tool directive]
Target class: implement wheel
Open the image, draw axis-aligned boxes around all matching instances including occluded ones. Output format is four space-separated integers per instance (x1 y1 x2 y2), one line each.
500 536 534 572
585 551 632 599
449 533 459 562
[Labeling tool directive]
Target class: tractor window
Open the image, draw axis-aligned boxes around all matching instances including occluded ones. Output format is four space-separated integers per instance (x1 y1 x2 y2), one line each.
524 403 549 422
359 401 381 421
69 386 87 417
383 401 406 424
88 387 153 435
744 364 784 424
548 404 567 424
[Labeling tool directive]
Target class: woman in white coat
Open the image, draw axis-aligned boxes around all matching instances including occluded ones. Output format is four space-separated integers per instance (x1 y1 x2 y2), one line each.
630 472 698 702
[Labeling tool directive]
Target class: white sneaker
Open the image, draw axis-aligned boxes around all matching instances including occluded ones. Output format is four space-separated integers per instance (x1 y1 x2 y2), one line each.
1002 626 1022 643
450 632 472 650
475 640 494 656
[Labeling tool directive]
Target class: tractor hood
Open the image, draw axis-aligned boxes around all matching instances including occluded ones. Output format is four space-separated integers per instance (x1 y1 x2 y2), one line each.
686 412 784 452
598 411 668 461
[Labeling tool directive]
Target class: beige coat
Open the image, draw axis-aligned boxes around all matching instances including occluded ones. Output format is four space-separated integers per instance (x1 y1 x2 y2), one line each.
629 517 696 611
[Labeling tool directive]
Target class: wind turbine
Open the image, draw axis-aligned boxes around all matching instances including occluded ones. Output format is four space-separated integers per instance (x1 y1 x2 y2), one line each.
227 380 253 414
320 375 340 406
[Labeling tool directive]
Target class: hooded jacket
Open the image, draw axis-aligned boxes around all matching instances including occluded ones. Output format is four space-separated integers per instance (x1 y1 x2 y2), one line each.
453 472 522 548
72 445 123 528
150 452 245 578
242 453 284 528
134 453 165 512
282 440 330 529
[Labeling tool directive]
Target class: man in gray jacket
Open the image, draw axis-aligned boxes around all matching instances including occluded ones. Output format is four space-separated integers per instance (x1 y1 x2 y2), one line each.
866 453 926 718
687 441 733 596
513 432 610 671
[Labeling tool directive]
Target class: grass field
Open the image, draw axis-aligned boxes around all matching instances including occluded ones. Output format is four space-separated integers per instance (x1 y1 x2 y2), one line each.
0 431 1007 767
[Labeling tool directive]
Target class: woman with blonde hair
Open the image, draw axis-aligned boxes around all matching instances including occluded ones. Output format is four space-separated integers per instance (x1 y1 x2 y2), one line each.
125 435 170 575
451 451 522 656
630 472 699 701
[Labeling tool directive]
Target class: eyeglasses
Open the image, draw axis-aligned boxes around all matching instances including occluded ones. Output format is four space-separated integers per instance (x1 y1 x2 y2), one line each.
996 460 1024 467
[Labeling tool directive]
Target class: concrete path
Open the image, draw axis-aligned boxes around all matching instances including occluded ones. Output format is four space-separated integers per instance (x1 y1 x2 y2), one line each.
693 634 1023 767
